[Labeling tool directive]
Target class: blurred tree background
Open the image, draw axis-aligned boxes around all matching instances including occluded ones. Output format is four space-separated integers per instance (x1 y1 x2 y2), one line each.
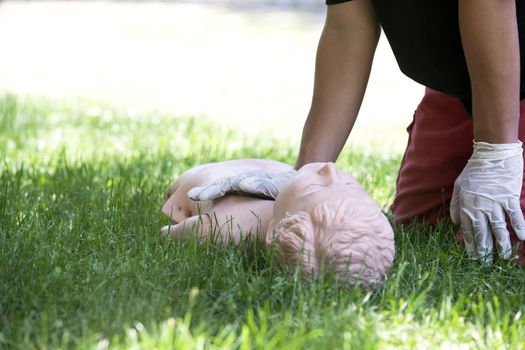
0 0 422 146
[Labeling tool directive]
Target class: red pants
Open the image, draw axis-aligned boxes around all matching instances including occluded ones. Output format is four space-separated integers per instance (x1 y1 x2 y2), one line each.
391 88 525 263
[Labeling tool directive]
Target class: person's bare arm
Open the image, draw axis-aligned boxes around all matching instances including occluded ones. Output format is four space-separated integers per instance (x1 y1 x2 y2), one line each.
296 0 379 169
459 0 520 143
450 1 524 262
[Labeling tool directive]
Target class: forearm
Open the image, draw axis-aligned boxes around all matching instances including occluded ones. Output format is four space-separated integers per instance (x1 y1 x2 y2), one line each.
296 0 379 168
459 0 520 143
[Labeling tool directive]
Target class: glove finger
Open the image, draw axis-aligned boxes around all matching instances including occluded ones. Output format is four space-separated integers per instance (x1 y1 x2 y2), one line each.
274 170 297 187
228 171 269 189
460 210 475 258
505 198 525 240
187 186 204 201
481 218 494 265
450 178 461 225
472 212 494 263
195 184 226 201
489 207 512 260
239 177 279 199
471 213 492 263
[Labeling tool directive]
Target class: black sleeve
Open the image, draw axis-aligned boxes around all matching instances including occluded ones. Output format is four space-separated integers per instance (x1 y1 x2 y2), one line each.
326 0 354 4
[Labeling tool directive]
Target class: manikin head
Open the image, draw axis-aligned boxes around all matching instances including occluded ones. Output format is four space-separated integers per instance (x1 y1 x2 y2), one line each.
267 162 395 286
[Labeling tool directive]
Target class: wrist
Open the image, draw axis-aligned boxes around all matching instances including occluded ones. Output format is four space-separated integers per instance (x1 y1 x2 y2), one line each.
473 109 520 143
471 139 523 160
296 145 340 170
473 111 520 143
474 128 519 144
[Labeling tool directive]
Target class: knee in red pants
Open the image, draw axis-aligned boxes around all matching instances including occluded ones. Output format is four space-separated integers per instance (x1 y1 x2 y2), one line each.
393 88 525 265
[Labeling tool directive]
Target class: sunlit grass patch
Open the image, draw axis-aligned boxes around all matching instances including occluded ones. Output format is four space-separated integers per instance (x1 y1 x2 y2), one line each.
1 94 525 349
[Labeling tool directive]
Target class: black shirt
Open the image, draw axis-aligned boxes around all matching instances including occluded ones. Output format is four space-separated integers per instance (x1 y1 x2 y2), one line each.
326 0 525 113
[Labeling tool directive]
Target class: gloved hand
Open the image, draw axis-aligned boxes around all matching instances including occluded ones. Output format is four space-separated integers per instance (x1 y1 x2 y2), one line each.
450 140 525 263
187 170 297 201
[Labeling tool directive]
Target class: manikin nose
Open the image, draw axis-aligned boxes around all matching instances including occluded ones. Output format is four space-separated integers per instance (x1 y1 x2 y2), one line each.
317 162 340 181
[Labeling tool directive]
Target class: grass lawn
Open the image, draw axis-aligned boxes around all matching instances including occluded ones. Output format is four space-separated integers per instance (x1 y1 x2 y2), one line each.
1 94 525 349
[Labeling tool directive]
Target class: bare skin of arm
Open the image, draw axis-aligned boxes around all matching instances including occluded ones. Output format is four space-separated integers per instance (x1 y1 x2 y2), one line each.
459 0 521 143
295 0 380 169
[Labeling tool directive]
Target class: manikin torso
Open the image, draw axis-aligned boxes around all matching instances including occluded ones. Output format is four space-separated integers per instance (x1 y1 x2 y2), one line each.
162 159 292 242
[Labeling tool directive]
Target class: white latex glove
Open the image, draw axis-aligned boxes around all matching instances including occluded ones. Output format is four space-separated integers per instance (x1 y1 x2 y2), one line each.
450 140 525 263
187 170 296 201
238 170 296 199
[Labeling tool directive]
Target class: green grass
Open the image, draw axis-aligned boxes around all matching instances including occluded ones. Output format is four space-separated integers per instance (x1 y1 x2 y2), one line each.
1 94 525 349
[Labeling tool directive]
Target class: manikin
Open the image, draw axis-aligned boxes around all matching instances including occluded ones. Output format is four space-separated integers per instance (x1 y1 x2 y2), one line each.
162 159 395 286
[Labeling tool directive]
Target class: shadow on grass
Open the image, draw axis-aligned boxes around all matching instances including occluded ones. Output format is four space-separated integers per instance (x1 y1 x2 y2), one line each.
1 94 525 348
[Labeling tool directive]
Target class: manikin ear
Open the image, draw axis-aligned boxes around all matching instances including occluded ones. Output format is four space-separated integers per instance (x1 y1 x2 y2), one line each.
267 212 318 275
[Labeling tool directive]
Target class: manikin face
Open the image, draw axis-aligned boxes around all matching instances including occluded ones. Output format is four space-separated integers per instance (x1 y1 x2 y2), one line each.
268 162 395 286
274 162 370 219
